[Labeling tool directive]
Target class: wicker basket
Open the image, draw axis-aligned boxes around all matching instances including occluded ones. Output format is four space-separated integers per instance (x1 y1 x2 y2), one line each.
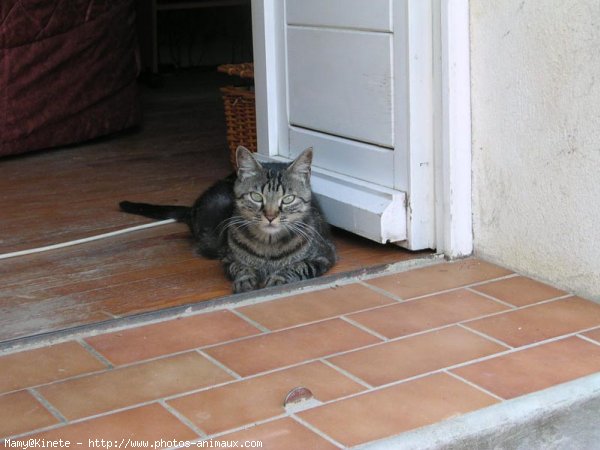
220 86 257 168
217 63 254 79
218 63 256 168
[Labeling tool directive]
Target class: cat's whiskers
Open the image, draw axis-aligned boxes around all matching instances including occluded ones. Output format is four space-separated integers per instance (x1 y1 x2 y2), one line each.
218 216 254 237
289 220 329 246
283 221 328 248
283 222 311 244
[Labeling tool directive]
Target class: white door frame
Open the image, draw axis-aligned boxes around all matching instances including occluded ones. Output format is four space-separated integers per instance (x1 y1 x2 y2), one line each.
251 0 473 258
435 0 472 257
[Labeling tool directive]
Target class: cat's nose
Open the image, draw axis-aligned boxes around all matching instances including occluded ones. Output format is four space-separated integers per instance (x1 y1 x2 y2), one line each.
264 212 278 222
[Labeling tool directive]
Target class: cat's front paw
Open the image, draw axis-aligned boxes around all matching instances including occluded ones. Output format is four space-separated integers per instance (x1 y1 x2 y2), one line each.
233 276 259 293
264 274 288 288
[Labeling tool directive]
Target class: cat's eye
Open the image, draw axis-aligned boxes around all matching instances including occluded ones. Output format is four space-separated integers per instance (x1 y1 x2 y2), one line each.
250 192 263 202
281 195 296 205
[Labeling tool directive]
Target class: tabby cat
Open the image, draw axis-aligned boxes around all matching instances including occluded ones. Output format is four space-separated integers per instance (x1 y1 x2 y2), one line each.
120 146 337 293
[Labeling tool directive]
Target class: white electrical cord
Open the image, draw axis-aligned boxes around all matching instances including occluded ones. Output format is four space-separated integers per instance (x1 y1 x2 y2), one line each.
0 219 176 261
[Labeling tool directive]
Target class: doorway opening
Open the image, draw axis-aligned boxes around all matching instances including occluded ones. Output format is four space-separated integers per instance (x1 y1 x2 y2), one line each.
0 1 430 346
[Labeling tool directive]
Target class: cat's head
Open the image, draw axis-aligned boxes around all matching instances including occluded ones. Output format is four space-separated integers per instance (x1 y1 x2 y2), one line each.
234 146 313 238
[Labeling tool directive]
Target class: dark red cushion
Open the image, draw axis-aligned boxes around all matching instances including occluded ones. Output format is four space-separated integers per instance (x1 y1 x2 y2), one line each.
1 0 141 157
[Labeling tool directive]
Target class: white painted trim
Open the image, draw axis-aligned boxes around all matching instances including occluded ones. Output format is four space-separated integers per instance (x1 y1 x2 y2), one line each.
313 170 407 244
434 0 473 257
394 0 436 250
251 0 280 156
288 126 394 188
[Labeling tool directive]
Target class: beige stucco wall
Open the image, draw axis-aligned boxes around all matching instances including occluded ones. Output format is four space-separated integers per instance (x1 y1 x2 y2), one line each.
470 0 600 301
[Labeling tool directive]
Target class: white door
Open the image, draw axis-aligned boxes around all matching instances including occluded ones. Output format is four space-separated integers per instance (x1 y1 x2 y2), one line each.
252 0 438 250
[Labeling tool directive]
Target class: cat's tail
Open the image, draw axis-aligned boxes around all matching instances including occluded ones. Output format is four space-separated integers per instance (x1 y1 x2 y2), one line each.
119 201 191 224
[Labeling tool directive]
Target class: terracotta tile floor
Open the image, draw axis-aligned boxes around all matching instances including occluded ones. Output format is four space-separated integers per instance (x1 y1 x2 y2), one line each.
2 258 600 448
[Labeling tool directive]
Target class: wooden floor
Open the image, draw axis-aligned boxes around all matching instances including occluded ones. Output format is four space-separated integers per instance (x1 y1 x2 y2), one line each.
0 70 426 343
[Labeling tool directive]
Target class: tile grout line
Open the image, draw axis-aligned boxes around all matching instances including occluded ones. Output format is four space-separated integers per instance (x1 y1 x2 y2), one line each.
78 326 267 369
518 294 574 309
196 349 243 380
402 282 571 308
504 325 600 353
440 273 520 288
27 388 68 424
159 399 208 439
204 413 288 440
360 272 520 305
576 334 600 346
161 378 245 404
357 280 405 302
513 293 574 309
464 287 518 309
191 316 380 353
290 414 346 449
457 323 514 349
444 370 505 402
354 277 573 323
0 345 235 398
229 306 391 336
5 396 208 442
76 338 114 369
340 316 389 341
227 308 271 333
364 323 456 344
198 325 306 351
225 299 404 336
457 295 575 326
0 366 113 398
319 358 374 390
5 400 165 440
448 324 600 362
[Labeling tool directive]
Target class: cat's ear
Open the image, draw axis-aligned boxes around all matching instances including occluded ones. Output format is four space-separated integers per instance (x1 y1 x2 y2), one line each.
287 147 313 179
236 146 262 180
